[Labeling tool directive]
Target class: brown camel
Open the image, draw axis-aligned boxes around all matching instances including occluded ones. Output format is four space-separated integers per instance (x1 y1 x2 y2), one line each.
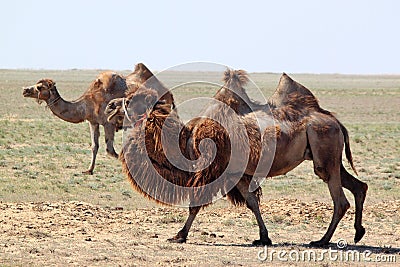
106 86 266 245
22 63 160 174
105 71 367 247
211 69 368 247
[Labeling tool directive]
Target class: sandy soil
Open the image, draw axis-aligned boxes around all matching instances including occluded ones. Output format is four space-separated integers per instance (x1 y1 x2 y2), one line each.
1 198 399 266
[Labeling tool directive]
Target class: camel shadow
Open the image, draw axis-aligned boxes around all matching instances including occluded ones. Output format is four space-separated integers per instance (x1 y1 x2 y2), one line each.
193 241 400 255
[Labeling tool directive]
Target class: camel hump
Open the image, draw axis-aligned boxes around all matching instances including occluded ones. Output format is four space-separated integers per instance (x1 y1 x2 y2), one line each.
129 62 154 82
270 73 320 110
85 71 127 98
127 63 164 90
99 71 126 92
223 69 250 88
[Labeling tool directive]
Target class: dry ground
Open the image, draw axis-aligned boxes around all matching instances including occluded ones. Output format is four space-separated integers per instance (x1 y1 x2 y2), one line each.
0 69 399 266
1 199 400 266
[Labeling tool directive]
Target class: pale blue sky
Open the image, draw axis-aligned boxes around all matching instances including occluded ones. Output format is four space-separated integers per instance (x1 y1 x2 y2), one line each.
2 0 399 74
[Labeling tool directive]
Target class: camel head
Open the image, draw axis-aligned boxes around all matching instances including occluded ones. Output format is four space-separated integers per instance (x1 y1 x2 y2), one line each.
105 97 125 126
105 87 161 127
22 79 58 103
105 83 142 128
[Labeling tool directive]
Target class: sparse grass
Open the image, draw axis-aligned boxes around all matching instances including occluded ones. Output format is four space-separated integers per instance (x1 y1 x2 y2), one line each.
271 215 286 224
158 214 185 224
222 219 235 226
120 189 132 198
0 69 399 210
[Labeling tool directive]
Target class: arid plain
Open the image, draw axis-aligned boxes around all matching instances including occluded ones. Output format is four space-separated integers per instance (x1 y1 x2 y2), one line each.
1 69 399 266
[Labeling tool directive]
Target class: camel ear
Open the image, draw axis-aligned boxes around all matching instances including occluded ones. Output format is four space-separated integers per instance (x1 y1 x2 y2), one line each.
46 80 56 89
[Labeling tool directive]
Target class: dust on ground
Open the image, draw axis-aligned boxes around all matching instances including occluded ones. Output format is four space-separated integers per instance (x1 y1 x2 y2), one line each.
1 198 399 266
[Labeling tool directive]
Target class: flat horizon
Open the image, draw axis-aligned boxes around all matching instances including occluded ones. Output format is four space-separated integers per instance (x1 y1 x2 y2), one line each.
2 1 399 75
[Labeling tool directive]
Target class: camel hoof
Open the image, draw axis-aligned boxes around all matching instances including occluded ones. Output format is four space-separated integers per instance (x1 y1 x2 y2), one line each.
354 226 366 243
82 170 93 175
309 240 328 248
107 151 119 159
167 236 187 243
252 238 272 246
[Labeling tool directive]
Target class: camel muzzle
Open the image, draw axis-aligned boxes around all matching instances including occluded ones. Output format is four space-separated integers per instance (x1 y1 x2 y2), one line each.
22 86 35 97
106 107 121 122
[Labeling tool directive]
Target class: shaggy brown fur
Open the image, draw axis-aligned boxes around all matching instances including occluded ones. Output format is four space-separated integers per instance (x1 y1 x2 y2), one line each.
111 85 268 245
120 91 190 205
213 69 263 114
118 87 249 207
108 69 368 247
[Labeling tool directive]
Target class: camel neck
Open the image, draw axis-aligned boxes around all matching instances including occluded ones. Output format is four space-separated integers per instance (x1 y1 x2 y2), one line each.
46 88 88 123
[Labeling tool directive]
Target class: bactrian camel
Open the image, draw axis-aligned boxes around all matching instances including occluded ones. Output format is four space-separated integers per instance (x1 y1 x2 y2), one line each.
22 63 160 174
105 70 367 247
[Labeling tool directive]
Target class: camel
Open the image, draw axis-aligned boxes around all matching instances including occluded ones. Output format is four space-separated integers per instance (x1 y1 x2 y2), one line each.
211 70 368 247
105 70 367 247
22 63 162 174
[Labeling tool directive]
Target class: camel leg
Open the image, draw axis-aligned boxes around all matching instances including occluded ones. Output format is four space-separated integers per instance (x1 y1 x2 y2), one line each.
310 173 350 247
104 123 118 158
167 206 201 243
307 126 350 247
236 179 272 246
83 122 100 175
340 164 368 243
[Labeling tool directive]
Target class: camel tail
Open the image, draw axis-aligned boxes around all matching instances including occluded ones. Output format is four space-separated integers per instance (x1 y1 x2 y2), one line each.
338 121 358 176
223 69 249 87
